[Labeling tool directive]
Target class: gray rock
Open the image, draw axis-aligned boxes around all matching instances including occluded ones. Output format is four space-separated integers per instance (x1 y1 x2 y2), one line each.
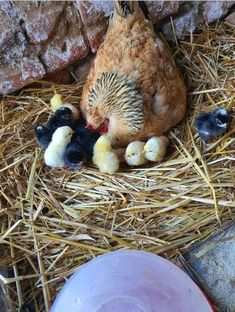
185 222 235 312
162 1 235 41
0 1 234 94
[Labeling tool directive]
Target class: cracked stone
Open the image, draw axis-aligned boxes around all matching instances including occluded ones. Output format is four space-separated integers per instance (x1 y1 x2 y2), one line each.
0 0 234 94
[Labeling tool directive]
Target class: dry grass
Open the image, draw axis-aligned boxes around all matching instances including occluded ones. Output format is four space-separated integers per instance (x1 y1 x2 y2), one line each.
0 22 235 311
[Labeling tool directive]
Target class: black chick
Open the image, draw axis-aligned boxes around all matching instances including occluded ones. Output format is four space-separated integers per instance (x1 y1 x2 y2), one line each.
195 107 231 142
35 125 53 149
47 107 74 131
73 117 100 156
72 116 87 131
75 127 100 156
64 137 87 170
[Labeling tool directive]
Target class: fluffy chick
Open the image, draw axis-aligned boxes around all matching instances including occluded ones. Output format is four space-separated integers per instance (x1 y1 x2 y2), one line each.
47 107 74 131
93 152 119 174
144 136 169 162
73 118 100 156
44 126 74 168
64 139 87 170
50 94 79 119
93 135 112 153
125 141 147 166
195 107 231 142
92 135 119 174
35 125 53 149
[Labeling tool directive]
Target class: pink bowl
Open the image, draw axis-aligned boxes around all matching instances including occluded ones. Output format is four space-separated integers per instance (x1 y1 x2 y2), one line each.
51 250 213 312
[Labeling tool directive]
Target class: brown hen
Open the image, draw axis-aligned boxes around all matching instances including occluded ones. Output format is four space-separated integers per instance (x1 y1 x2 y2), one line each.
80 0 187 148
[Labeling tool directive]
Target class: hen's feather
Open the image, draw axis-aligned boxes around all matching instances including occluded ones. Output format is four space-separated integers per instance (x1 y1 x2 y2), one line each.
88 72 144 134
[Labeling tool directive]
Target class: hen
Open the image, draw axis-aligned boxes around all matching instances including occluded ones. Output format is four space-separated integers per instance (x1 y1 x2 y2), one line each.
80 0 186 148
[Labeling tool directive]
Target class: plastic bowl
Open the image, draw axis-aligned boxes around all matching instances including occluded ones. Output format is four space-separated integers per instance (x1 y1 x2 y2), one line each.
51 250 214 312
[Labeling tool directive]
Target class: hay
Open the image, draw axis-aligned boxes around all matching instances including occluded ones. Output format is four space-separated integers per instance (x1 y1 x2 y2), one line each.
0 22 234 311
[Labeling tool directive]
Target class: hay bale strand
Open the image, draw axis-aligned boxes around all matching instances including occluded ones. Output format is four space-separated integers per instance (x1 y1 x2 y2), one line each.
0 22 234 311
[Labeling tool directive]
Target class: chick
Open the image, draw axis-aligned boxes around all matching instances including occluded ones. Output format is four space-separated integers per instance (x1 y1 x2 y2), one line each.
35 125 53 149
93 152 119 174
144 136 169 162
74 118 100 157
44 126 74 168
195 107 231 142
50 94 63 110
50 94 79 119
92 135 119 174
47 107 74 131
63 139 87 170
125 141 147 166
93 134 112 153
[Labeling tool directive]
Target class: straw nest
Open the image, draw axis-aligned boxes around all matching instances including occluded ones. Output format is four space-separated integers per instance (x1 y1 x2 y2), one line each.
0 22 234 311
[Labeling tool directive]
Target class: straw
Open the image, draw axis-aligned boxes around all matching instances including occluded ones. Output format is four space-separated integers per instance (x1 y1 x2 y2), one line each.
0 21 234 310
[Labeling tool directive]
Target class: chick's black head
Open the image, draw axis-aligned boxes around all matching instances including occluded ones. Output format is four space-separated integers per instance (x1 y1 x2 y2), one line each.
55 107 73 122
35 125 53 149
213 108 231 127
75 128 100 156
47 107 74 131
64 141 87 170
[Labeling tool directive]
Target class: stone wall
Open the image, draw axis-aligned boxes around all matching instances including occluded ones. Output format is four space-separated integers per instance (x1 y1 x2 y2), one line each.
0 1 234 94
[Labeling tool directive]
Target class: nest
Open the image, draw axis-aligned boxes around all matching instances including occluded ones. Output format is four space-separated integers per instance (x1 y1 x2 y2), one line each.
0 22 234 311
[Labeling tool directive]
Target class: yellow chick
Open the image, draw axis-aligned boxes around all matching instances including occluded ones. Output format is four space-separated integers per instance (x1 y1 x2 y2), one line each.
44 126 74 168
125 141 147 166
92 135 119 174
50 94 79 119
144 136 169 162
93 135 112 153
93 152 119 174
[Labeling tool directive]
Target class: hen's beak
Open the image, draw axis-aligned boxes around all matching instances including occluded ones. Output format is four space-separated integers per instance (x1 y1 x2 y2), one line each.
85 123 94 131
97 119 109 133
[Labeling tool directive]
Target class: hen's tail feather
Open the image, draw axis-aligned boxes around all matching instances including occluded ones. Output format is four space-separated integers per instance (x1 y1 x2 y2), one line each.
113 0 139 17
138 1 150 20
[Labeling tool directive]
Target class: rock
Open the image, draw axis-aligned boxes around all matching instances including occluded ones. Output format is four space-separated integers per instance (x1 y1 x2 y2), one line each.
0 2 45 94
76 0 110 52
40 3 90 73
16 1 66 44
162 1 235 41
0 0 234 94
76 0 113 26
185 223 235 312
202 1 235 23
225 12 235 28
146 1 180 24
73 54 95 83
44 68 73 84
84 20 108 53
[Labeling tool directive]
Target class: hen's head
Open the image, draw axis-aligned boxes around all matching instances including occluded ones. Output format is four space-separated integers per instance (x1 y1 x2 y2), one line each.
86 106 109 133
86 72 144 135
